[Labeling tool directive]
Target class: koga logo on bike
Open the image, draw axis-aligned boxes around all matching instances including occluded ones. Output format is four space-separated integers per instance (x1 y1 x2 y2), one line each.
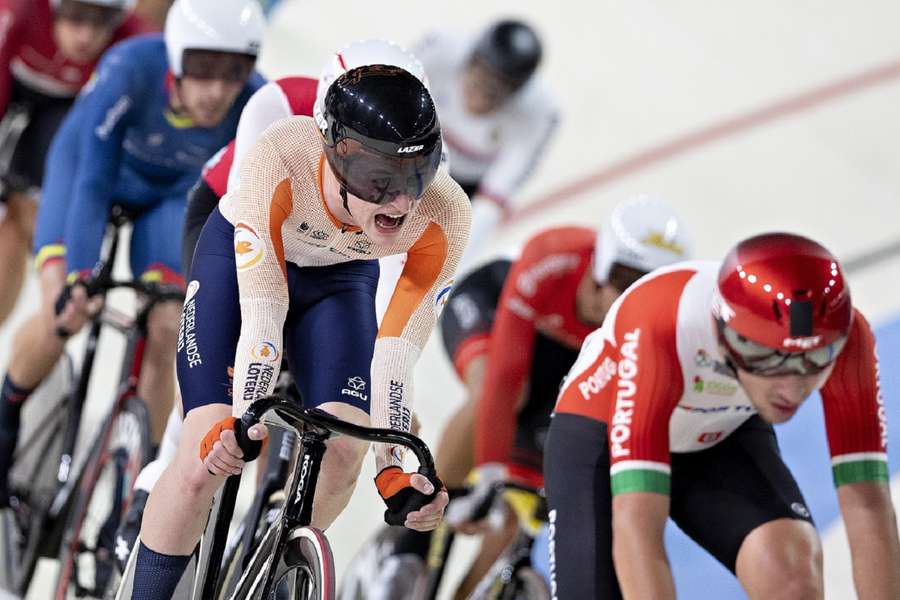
234 223 266 272
578 356 616 399
341 376 368 402
610 329 640 459
177 281 202 368
242 362 275 403
294 454 311 504
388 380 411 431
251 341 280 363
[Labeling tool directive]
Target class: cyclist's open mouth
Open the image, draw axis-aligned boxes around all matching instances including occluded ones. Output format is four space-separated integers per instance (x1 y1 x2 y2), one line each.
374 213 406 233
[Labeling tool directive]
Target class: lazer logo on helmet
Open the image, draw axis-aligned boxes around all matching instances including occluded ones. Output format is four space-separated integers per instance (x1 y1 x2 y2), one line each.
610 329 640 459
397 145 424 153
782 336 822 349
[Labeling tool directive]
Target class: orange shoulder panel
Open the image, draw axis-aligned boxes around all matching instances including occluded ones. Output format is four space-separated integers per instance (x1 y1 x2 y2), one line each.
379 222 449 339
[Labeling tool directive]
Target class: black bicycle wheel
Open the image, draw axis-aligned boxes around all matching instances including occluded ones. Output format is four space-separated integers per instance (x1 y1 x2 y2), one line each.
3 355 75 594
54 394 153 600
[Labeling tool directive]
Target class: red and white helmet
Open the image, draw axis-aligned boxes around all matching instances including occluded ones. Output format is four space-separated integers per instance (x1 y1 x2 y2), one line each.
714 232 853 375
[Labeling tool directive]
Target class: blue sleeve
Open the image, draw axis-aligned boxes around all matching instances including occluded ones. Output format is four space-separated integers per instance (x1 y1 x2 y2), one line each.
62 47 141 275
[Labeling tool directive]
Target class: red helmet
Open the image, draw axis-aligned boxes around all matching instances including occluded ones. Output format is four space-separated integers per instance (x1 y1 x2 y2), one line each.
713 233 852 375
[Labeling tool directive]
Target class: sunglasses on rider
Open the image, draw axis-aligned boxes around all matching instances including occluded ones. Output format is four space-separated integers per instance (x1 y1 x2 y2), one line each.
717 319 847 377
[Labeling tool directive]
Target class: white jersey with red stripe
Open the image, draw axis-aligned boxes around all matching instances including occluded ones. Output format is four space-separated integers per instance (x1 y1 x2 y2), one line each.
414 31 560 205
556 261 888 495
201 76 319 197
219 116 471 467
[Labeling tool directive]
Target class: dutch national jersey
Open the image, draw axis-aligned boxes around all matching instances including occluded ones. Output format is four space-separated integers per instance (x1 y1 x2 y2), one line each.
218 116 471 466
414 31 560 206
555 261 888 495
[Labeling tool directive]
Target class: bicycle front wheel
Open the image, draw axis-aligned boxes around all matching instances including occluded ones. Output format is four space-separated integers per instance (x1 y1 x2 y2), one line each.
278 527 335 600
54 394 153 600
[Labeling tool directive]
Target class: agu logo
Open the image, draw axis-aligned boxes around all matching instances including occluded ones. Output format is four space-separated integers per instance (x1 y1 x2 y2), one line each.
234 223 265 272
434 279 454 317
251 341 280 363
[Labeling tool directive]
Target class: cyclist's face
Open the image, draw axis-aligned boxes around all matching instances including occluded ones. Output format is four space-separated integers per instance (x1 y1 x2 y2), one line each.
175 77 244 128
735 364 833 423
53 13 116 63
346 191 420 245
575 272 618 328
462 59 516 115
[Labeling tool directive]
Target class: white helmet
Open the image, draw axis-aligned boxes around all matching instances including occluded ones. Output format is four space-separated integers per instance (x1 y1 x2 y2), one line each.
165 0 266 78
313 39 429 131
52 0 137 10
593 195 692 283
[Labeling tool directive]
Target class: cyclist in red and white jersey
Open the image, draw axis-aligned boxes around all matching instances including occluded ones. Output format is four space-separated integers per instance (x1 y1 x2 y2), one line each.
546 233 900 599
414 19 560 271
0 0 150 326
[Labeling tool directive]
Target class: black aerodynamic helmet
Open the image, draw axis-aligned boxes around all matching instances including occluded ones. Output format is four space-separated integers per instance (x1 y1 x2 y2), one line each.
318 65 442 205
472 19 542 90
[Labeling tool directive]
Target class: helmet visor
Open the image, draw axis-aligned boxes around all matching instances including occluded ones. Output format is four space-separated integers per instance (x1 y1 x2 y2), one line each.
718 320 847 376
324 137 442 205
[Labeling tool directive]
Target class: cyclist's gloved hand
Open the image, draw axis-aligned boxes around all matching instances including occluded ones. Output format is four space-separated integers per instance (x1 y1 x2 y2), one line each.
54 270 104 338
375 466 448 531
199 416 267 477
445 463 508 532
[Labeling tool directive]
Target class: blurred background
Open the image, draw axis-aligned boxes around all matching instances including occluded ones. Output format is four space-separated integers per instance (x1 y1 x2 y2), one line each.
3 0 899 598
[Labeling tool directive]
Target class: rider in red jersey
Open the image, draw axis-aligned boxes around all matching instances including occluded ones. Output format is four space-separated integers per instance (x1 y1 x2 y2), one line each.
545 233 900 599
0 0 150 326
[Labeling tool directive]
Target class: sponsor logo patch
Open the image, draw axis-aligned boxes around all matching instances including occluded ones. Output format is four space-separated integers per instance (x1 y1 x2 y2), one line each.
234 223 265 271
251 341 280 363
578 357 617 399
434 279 454 317
692 375 738 396
341 376 368 403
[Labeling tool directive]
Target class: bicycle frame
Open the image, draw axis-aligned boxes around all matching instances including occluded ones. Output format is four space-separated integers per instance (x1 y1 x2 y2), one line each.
197 396 438 600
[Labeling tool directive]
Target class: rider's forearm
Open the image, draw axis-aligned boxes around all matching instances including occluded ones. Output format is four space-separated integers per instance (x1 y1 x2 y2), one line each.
612 493 675 600
839 482 900 599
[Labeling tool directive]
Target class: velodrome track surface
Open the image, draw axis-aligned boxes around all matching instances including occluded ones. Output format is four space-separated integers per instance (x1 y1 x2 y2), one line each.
1 1 899 597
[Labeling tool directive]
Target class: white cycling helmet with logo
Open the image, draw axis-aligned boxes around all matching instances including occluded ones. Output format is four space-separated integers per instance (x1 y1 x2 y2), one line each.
313 39 429 133
165 0 266 78
593 195 692 288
